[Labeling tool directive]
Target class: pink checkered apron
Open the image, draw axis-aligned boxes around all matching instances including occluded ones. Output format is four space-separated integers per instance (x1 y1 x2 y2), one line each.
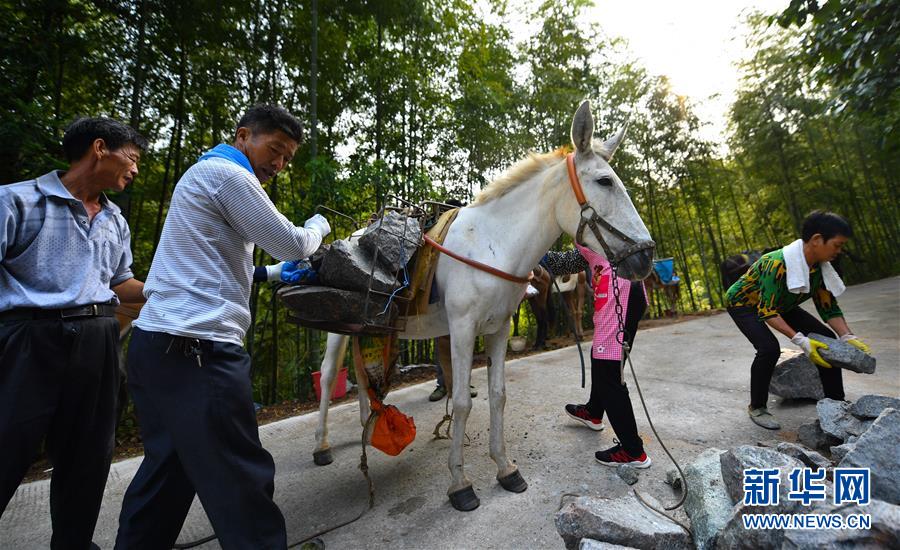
575 244 645 361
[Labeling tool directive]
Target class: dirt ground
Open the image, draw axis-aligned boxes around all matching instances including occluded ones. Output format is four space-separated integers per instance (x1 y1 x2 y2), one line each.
22 310 712 483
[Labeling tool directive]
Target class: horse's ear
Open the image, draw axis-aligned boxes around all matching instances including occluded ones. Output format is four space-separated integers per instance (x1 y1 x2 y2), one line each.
599 125 627 161
571 100 594 154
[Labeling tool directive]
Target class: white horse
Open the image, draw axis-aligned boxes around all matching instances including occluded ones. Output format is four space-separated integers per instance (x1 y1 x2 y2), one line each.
312 100 655 511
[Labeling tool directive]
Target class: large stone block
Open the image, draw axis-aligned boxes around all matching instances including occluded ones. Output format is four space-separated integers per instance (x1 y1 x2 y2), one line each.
358 210 422 273
720 445 805 505
797 420 842 452
555 493 692 550
317 238 400 294
277 285 397 328
775 442 831 471
838 408 900 505
682 448 732 550
781 499 900 548
851 394 900 419
809 333 876 373
817 398 871 441
769 350 825 400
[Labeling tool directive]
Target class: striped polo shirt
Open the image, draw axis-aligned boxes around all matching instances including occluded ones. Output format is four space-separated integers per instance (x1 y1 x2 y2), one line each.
134 155 322 345
0 170 133 311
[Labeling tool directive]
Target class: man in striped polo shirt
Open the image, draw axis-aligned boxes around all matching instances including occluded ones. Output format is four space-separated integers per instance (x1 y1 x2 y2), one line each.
0 117 147 549
115 105 330 550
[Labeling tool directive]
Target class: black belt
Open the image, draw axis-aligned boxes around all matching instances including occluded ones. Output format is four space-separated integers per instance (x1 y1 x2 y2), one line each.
0 304 118 322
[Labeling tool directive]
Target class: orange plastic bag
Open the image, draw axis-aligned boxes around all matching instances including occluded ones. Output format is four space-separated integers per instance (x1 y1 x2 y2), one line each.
368 395 416 456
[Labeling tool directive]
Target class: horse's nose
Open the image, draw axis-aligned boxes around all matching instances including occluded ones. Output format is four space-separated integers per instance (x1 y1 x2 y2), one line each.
618 244 655 281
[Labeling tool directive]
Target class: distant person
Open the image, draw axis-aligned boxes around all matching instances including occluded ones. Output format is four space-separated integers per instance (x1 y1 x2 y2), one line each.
726 210 871 430
115 105 330 549
544 245 651 468
0 117 147 548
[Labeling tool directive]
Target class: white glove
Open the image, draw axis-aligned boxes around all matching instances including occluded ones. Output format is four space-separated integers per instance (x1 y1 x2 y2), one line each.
525 284 539 298
265 261 287 282
790 332 812 354
304 214 331 238
839 333 871 354
790 332 831 368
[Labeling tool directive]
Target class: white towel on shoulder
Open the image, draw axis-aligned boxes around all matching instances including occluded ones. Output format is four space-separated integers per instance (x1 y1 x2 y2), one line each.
782 238 846 297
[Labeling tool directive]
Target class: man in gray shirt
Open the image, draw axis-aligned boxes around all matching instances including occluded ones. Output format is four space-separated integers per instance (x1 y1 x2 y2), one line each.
116 105 329 550
0 117 147 549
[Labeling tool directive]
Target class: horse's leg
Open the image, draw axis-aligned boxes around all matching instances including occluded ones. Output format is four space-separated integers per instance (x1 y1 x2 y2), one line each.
484 322 528 494
313 333 349 466
436 334 453 395
447 322 478 511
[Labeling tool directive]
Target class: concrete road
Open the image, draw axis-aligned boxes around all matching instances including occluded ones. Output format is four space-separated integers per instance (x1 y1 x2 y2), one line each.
2 277 898 549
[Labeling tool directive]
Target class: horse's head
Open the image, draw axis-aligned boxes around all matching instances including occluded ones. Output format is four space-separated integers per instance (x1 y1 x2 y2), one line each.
556 100 655 281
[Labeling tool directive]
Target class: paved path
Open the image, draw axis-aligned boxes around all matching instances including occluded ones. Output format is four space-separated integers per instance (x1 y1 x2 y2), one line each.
3 277 898 549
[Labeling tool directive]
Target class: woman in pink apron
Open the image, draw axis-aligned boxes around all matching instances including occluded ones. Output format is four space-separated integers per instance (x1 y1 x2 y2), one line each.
542 244 650 467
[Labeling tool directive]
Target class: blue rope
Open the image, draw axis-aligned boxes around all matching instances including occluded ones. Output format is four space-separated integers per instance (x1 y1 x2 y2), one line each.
379 245 410 316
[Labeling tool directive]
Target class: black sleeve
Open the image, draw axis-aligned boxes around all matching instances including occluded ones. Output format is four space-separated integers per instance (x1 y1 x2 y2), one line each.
253 266 268 283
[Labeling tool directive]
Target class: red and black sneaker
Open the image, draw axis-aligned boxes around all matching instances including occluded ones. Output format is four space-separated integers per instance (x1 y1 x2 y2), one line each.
595 442 651 468
565 404 604 431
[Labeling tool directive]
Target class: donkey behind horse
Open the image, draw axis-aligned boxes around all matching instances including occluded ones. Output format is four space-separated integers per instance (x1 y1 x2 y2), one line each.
527 266 588 348
312 100 654 511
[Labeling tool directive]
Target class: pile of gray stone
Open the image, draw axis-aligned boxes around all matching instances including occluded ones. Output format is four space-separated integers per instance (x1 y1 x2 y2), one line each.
555 394 900 549
279 211 422 328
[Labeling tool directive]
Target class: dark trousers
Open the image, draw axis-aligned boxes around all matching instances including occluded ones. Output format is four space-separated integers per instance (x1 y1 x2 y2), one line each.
728 306 844 409
115 327 286 550
586 282 647 456
0 317 120 550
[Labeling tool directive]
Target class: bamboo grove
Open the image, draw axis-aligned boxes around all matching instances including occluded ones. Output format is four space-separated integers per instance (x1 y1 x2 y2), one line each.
2 0 897 406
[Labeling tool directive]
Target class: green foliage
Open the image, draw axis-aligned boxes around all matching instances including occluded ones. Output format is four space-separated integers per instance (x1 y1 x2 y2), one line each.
2 0 897 410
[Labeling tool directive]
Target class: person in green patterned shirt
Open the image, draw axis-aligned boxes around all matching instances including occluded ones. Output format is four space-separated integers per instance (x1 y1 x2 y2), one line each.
725 211 871 430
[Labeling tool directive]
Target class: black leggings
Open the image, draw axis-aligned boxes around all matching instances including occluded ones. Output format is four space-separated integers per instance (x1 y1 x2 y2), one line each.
728 306 844 409
586 282 647 456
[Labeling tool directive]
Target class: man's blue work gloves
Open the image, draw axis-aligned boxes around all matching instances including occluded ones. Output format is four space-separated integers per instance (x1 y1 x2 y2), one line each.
264 260 318 284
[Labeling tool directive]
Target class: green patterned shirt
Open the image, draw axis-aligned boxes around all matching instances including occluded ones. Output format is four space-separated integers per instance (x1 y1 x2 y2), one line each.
725 249 842 321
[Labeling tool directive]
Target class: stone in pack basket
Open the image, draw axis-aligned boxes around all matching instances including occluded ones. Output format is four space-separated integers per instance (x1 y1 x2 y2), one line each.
279 205 425 335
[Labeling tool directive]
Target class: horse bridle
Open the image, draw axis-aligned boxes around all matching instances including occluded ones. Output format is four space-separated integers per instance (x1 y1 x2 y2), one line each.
566 153 655 265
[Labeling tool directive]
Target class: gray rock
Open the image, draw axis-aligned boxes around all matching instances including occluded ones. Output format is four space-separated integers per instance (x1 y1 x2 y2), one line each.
278 285 397 328
829 442 855 463
555 493 692 550
809 333 876 373
839 408 900 504
769 350 825 400
716 498 803 550
579 539 639 550
797 420 842 452
851 394 900 419
682 448 732 550
781 499 900 548
775 442 832 471
817 398 871 441
720 445 805 505
616 465 639 486
664 468 683 491
317 238 400 294
358 210 422 273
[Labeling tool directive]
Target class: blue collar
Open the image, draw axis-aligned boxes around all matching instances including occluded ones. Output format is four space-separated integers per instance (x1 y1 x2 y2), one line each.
198 143 254 175
36 170 120 214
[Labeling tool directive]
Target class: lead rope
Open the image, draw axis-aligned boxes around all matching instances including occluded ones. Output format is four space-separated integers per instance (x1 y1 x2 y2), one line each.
609 266 691 533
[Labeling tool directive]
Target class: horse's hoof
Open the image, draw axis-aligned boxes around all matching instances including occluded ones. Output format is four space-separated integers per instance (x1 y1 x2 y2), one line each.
448 486 480 511
313 448 333 466
497 470 528 493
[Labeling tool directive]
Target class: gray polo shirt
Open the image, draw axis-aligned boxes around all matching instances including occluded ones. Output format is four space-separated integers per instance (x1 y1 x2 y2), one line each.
0 170 133 311
134 158 322 345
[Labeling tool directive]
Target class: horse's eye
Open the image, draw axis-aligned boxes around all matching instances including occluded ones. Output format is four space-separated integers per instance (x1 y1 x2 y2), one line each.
595 177 613 187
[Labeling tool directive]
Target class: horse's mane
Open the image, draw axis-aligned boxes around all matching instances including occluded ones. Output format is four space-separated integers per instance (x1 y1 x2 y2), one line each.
471 147 568 206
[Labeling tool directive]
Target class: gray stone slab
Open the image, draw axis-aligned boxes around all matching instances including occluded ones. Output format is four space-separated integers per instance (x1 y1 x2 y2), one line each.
579 538 639 550
615 465 639 486
838 408 900 505
682 448 732 550
358 210 422 273
317 238 399 293
817 398 871 441
278 285 397 327
769 350 825 400
775 442 831 471
809 333 876 373
781 499 900 548
556 493 692 550
851 394 900 419
719 445 805 505
797 420 842 452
